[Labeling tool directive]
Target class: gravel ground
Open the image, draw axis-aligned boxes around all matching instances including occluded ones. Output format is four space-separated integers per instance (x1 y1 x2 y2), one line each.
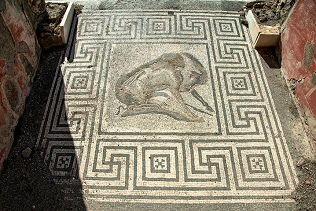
292 159 316 211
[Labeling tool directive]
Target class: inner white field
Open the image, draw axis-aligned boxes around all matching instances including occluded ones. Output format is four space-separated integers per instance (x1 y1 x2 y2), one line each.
100 43 220 134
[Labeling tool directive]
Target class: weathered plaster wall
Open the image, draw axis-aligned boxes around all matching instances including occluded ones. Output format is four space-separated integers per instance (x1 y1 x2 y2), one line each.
0 0 43 172
282 0 316 145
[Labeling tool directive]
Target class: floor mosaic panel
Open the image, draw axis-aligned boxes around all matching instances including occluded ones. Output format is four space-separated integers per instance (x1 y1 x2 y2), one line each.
37 10 297 204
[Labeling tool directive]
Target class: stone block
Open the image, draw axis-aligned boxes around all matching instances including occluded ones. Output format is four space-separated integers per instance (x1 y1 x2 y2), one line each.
38 2 74 49
246 10 280 48
60 2 75 44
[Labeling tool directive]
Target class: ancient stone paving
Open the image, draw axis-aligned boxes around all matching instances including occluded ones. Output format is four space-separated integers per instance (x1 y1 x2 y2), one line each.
37 10 298 205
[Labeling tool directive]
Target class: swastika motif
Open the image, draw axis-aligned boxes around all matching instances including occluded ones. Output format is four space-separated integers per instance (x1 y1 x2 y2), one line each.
153 22 165 31
152 156 169 172
37 11 297 204
220 23 232 32
248 155 266 172
55 155 72 169
232 77 247 90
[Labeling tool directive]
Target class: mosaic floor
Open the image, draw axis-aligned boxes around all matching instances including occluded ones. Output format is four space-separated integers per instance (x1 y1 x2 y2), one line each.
37 10 297 204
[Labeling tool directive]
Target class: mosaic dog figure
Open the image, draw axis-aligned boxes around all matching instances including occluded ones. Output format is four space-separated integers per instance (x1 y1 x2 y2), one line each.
115 52 212 122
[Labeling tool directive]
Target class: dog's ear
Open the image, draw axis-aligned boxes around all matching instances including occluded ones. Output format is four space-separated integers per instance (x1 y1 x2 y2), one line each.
160 53 185 67
182 53 207 85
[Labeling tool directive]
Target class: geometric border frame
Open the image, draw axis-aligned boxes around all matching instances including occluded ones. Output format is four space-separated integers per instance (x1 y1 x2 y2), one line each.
37 10 298 204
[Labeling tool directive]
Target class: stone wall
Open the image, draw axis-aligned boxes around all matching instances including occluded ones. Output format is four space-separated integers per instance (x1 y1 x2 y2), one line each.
0 0 44 172
282 0 316 147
